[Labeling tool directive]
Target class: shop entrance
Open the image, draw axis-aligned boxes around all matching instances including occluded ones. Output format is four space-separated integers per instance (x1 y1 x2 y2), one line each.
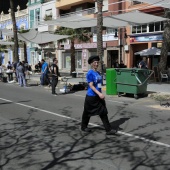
107 50 119 68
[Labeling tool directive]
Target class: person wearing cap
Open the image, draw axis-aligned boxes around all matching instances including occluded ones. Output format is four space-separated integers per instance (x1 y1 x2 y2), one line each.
81 55 117 135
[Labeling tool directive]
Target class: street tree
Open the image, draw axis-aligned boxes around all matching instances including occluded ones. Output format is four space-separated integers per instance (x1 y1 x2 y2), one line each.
55 27 91 74
18 28 30 62
159 9 170 72
97 0 103 73
9 0 19 62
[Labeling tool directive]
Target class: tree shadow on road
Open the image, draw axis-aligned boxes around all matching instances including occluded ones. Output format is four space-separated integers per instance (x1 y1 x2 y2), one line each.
0 108 170 170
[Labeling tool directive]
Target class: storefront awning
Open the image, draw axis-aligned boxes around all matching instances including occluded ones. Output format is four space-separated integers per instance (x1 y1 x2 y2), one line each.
17 30 69 44
40 10 167 29
134 47 170 56
111 10 167 25
133 0 170 8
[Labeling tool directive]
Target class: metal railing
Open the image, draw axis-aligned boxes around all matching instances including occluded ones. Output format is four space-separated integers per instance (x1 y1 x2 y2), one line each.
59 7 95 18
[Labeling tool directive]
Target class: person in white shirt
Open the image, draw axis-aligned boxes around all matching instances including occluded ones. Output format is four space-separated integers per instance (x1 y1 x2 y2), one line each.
6 61 13 81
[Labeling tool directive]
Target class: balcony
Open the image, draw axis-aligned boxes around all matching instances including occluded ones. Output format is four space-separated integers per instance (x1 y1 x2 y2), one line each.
43 0 54 2
56 0 94 10
59 7 95 18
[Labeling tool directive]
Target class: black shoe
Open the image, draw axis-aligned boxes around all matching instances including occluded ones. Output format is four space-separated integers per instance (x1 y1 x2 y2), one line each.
52 93 58 96
106 129 117 135
81 128 91 132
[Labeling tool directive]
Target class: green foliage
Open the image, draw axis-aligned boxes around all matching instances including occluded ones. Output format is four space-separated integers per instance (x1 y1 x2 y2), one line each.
44 14 53 21
55 27 91 43
18 28 30 34
0 45 8 53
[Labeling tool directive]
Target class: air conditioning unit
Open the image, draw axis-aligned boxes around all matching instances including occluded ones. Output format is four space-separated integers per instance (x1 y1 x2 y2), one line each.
124 45 129 51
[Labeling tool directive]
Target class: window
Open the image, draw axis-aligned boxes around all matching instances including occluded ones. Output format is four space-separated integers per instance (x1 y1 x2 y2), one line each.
149 23 154 32
91 27 97 35
75 51 82 69
149 22 163 32
136 25 141 33
132 21 164 34
35 9 40 25
30 10 34 28
106 27 115 34
141 25 147 33
132 1 143 5
45 9 52 16
44 9 52 20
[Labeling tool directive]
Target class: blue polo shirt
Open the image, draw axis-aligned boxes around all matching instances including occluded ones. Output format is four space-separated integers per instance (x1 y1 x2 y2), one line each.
86 69 102 96
42 62 48 74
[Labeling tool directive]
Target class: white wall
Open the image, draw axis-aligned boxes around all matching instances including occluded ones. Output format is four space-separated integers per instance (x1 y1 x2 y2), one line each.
95 0 108 12
41 0 57 20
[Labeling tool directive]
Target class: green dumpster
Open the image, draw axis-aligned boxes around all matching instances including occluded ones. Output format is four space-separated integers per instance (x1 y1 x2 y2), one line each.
115 68 153 99
106 68 117 95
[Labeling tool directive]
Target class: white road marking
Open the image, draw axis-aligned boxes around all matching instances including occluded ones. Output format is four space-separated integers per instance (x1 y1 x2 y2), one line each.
0 97 170 148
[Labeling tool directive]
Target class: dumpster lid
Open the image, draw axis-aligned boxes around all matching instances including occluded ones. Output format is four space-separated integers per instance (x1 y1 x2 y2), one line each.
115 68 148 72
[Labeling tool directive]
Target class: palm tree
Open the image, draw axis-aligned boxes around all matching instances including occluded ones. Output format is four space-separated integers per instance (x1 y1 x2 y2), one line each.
159 9 170 72
9 0 19 62
18 28 30 62
97 0 103 73
56 27 91 74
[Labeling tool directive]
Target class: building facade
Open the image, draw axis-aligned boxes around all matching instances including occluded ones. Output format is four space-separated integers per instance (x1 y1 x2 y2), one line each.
0 7 29 65
28 0 57 67
125 1 168 69
56 0 124 72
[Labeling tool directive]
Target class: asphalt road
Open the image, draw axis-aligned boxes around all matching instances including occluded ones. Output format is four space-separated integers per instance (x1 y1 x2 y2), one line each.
0 82 170 170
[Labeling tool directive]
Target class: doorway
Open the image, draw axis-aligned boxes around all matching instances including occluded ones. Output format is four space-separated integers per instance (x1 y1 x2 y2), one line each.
107 50 119 68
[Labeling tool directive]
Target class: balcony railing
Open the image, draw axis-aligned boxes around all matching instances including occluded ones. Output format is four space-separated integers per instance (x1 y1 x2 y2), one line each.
43 0 54 3
59 7 95 18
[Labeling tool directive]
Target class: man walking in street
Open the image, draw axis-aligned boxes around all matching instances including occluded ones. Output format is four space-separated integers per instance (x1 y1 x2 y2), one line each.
50 58 60 96
40 59 50 86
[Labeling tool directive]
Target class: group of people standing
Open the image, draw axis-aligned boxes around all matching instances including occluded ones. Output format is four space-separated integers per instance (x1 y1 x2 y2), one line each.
14 60 32 87
40 58 60 96
0 60 32 85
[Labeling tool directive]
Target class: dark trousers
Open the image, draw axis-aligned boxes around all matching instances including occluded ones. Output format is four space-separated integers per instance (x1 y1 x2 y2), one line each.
8 73 13 81
41 73 51 85
81 112 111 132
52 76 58 94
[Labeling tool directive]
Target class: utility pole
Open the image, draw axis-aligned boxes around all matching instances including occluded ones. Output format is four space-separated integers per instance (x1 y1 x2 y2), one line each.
9 0 19 62
97 0 103 84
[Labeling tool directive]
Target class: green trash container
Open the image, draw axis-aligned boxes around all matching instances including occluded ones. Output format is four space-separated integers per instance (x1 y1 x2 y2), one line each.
115 68 153 99
106 68 117 95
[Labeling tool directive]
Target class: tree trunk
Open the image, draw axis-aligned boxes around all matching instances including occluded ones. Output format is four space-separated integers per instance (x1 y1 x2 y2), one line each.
97 0 103 73
9 0 19 62
24 42 27 62
97 1 103 55
70 40 75 75
159 9 170 72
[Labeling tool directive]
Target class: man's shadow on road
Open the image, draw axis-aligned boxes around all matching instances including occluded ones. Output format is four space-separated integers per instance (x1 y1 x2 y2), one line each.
110 118 130 130
91 118 130 133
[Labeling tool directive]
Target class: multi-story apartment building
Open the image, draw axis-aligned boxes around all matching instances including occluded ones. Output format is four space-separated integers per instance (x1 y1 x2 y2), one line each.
0 6 29 65
125 0 168 69
56 0 126 72
28 0 57 66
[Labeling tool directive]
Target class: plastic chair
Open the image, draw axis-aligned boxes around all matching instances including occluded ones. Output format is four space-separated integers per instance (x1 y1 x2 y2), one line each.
160 72 168 82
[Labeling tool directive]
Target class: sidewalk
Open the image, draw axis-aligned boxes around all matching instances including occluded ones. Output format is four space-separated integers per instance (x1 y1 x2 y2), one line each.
29 74 170 95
